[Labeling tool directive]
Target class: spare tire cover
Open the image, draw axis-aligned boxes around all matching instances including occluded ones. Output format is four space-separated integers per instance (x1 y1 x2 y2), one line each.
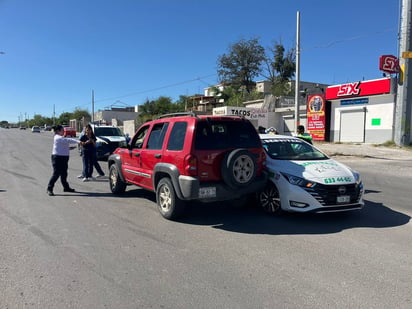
221 149 257 189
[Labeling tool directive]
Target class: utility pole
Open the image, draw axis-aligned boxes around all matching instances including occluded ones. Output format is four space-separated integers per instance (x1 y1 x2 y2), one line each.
395 0 412 146
294 11 301 133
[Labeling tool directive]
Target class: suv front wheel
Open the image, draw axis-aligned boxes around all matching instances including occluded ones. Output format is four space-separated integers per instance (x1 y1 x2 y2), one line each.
156 178 185 220
109 165 127 194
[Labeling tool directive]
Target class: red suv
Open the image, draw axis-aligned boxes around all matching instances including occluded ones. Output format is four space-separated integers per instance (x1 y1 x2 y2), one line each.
108 113 267 220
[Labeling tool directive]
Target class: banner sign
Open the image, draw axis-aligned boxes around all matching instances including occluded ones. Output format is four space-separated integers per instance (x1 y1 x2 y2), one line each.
213 106 268 120
307 94 326 141
341 98 369 106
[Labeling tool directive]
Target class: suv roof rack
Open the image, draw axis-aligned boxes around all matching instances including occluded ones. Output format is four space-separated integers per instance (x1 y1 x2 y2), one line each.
156 112 198 119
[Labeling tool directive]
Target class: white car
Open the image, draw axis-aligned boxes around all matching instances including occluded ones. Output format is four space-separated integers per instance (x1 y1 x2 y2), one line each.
31 126 41 133
258 134 364 214
79 124 128 160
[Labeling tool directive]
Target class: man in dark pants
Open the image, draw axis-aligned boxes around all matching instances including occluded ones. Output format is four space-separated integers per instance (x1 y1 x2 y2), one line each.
47 125 81 196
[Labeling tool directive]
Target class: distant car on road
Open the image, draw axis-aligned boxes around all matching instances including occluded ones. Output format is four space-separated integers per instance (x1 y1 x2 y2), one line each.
257 134 364 215
20 126 26 130
31 126 41 133
63 126 76 137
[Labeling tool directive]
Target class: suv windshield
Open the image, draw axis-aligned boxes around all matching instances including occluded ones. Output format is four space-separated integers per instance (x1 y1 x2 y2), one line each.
195 120 261 150
94 127 123 137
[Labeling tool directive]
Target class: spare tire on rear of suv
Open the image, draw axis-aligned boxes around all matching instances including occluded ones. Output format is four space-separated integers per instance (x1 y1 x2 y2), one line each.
221 149 257 189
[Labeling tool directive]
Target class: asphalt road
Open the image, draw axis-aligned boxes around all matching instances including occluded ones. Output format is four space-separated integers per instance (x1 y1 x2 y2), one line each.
1 128 412 309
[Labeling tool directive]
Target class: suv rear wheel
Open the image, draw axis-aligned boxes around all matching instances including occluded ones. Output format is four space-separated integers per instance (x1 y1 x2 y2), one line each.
221 149 257 189
156 178 185 220
109 165 127 194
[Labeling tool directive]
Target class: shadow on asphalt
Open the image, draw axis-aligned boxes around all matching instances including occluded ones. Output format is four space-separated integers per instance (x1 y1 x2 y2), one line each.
177 199 410 235
57 187 410 235
60 188 158 202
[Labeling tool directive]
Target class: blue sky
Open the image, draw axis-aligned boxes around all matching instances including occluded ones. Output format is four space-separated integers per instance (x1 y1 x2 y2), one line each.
0 0 400 123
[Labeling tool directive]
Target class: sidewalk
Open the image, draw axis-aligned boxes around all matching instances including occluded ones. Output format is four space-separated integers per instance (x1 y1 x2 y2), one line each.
314 142 412 161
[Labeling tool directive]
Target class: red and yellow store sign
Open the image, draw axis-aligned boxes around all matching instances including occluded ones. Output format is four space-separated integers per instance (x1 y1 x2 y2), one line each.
307 94 326 141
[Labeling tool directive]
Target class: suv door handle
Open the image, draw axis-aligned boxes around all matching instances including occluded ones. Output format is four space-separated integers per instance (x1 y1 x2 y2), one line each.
134 153 140 157
154 154 161 158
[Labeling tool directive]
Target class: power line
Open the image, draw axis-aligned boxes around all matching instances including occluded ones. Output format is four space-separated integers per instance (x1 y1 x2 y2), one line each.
303 27 397 51
59 73 217 115
94 73 217 103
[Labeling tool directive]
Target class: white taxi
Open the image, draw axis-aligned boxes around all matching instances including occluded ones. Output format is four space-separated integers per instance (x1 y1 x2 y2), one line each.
258 134 364 214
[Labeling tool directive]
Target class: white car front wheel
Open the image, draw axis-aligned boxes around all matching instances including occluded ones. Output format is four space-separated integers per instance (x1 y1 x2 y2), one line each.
258 184 282 215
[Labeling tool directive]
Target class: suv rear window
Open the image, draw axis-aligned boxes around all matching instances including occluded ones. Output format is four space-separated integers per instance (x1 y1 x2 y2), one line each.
167 121 187 151
194 120 261 150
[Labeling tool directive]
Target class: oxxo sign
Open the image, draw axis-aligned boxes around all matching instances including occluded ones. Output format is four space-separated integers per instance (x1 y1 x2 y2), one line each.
337 82 360 97
379 55 399 74
325 78 391 100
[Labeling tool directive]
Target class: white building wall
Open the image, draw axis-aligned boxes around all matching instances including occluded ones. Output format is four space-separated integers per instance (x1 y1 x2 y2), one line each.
330 93 395 143
95 110 139 124
123 120 136 138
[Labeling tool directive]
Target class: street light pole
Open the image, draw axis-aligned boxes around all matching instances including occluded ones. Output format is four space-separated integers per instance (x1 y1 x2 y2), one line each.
294 11 301 134
395 0 412 146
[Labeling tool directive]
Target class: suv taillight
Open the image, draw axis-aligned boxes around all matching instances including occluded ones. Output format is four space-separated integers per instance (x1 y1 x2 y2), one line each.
184 154 198 176
262 151 267 168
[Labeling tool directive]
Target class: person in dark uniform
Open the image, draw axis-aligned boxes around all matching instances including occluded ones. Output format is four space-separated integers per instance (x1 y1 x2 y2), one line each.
80 124 97 182
47 125 82 196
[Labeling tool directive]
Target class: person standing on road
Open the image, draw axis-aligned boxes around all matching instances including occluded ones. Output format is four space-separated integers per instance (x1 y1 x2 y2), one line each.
77 126 105 179
47 125 82 196
80 124 97 182
92 143 105 178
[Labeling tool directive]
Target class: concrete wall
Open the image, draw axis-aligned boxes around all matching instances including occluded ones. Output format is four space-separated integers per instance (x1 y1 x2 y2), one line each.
329 93 395 143
94 110 139 124
123 120 136 138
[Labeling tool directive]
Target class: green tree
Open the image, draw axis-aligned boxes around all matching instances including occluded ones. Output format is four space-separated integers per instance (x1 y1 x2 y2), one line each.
156 96 175 114
210 85 242 106
263 43 296 96
138 96 186 122
72 108 91 121
174 95 189 112
57 112 73 125
27 114 49 127
217 37 266 93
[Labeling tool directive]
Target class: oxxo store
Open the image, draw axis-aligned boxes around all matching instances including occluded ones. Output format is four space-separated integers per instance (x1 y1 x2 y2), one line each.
324 77 396 143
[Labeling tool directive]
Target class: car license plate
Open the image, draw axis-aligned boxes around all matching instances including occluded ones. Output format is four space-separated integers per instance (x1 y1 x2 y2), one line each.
199 187 216 198
337 195 350 203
